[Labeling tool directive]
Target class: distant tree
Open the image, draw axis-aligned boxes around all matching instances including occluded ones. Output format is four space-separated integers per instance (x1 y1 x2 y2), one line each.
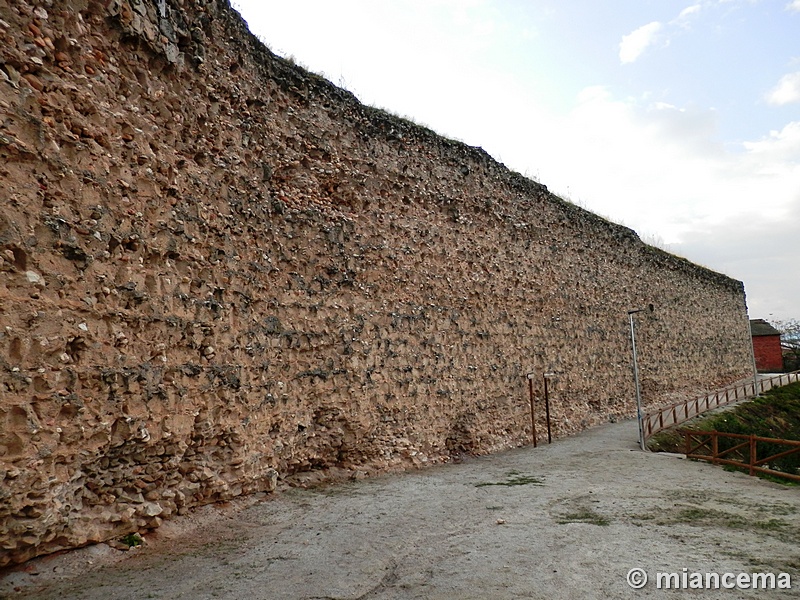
771 319 800 372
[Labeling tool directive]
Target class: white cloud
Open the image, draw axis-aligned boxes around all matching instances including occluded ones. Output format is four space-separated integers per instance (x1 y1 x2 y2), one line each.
619 21 662 64
787 0 800 12
677 4 702 21
501 87 728 242
766 72 800 105
673 199 800 320
743 120 800 153
741 121 800 181
618 5 702 65
498 82 799 248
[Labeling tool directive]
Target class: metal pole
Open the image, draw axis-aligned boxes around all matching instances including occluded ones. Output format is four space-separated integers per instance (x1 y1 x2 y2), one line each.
543 374 552 444
745 312 758 395
629 311 645 451
528 374 537 448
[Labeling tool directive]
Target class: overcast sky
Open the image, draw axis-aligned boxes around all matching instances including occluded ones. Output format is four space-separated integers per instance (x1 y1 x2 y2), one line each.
232 0 800 323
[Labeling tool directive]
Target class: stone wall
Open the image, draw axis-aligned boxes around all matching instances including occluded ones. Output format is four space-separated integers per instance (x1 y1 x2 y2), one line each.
0 0 753 565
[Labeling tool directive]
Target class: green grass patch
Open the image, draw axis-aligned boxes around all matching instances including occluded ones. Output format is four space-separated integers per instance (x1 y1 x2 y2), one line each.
668 506 796 540
557 508 610 526
120 532 143 548
476 471 543 488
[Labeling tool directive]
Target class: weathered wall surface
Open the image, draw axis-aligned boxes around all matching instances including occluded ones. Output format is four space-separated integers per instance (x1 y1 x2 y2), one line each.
0 0 753 565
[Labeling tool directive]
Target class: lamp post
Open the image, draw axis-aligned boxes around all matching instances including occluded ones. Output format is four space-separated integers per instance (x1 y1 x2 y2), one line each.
628 304 654 451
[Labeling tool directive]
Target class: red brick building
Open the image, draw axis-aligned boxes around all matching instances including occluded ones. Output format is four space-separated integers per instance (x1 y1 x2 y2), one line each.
750 319 783 372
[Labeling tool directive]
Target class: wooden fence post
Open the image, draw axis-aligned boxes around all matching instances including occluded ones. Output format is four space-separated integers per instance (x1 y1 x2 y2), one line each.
712 432 718 465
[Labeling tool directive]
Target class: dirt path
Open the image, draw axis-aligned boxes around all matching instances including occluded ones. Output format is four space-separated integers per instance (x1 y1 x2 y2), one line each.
3 418 799 599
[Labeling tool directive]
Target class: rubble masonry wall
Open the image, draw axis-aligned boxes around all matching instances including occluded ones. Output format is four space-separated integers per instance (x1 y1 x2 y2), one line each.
0 0 753 565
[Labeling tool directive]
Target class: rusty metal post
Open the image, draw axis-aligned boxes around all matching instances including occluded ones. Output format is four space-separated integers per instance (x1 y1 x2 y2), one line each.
527 373 537 448
543 374 553 444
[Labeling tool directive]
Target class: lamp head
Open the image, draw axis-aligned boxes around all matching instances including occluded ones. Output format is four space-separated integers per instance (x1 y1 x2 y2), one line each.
628 304 655 315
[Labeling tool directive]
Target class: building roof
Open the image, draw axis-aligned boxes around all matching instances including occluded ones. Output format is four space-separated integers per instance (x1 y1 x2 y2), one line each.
750 319 782 337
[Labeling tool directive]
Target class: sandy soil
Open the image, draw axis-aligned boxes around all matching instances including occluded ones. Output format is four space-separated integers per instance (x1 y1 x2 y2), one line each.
2 418 799 600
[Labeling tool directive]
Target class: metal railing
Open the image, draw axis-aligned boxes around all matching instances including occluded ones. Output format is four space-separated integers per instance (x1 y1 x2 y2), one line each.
682 430 800 483
642 370 800 440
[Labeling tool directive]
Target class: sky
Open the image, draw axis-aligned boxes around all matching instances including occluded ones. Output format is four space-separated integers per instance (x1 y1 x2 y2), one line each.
232 0 800 323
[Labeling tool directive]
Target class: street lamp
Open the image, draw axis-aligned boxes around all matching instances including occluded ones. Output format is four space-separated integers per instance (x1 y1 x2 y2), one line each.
628 304 654 451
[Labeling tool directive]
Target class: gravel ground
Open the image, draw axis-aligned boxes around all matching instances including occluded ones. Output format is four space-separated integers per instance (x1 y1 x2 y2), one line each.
2 418 799 600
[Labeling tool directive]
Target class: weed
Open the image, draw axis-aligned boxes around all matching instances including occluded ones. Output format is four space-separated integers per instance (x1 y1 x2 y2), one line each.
755 472 800 487
646 428 684 452
475 471 543 488
121 532 143 547
761 502 798 516
678 507 711 521
668 505 797 542
557 508 610 526
676 506 759 529
753 518 787 532
664 490 711 503
629 512 656 521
